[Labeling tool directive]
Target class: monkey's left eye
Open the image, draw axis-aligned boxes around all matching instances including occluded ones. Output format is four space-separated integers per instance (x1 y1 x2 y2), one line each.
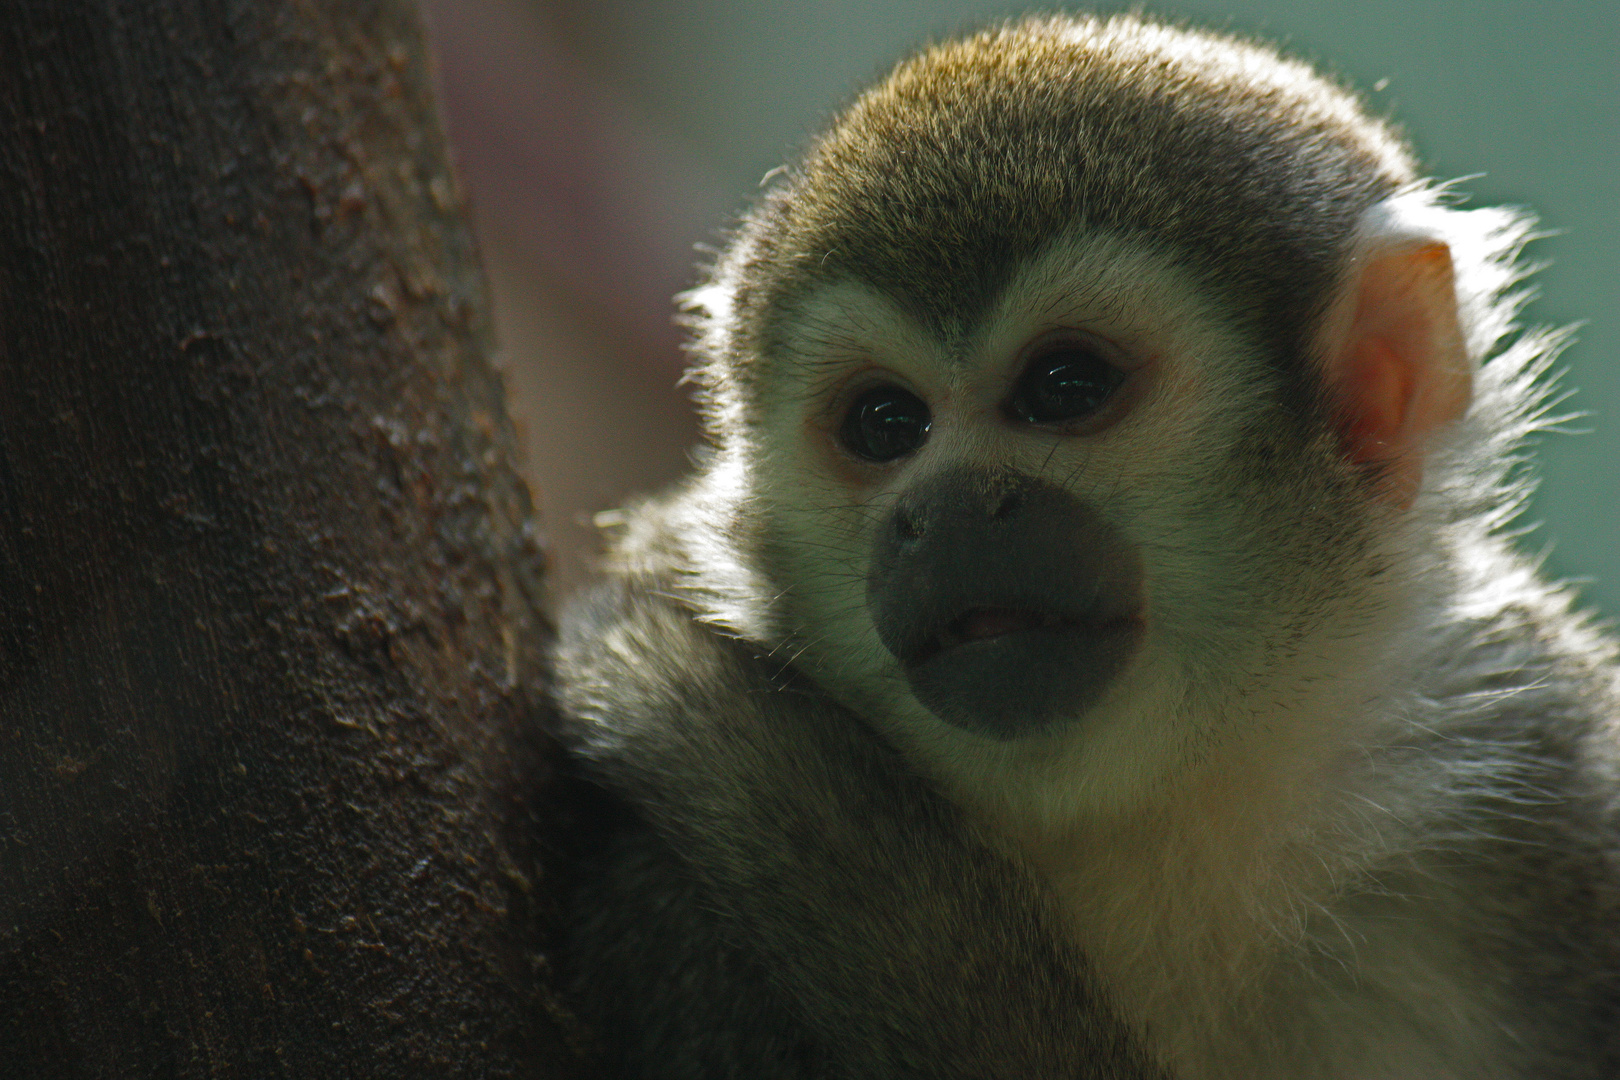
1008 342 1126 425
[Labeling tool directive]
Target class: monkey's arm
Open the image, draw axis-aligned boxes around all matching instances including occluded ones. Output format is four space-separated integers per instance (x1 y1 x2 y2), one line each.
550 574 1166 1080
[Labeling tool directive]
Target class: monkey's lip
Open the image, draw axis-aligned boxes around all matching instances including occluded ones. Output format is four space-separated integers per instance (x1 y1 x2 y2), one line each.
906 606 1129 666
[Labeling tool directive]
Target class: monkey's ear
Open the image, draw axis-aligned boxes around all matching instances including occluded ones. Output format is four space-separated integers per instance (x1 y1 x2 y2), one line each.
1318 235 1472 508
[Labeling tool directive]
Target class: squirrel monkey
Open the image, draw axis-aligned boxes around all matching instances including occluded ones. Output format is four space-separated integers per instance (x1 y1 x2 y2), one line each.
550 14 1620 1079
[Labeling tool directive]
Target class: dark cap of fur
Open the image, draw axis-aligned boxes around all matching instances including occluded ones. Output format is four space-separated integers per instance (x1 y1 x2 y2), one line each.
699 14 1418 418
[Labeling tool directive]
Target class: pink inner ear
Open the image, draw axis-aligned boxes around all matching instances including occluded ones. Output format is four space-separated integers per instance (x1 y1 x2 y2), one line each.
1326 241 1471 508
1341 338 1412 466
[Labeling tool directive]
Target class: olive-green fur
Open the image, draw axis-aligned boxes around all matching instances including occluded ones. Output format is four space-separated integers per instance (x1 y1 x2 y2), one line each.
699 14 1415 429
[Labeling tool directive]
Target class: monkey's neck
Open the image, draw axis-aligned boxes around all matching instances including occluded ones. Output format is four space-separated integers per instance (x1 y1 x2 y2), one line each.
987 687 1504 1080
1021 724 1352 1068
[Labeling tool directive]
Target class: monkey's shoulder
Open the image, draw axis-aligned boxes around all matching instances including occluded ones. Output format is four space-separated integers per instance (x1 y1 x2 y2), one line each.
547 567 1165 1079
546 572 841 1075
551 564 825 785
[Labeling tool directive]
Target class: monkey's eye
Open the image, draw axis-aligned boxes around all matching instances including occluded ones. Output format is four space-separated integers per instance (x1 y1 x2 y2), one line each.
1008 342 1126 425
839 384 931 463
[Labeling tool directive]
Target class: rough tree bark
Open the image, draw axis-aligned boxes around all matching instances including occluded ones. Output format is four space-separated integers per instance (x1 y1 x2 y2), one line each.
0 0 577 1075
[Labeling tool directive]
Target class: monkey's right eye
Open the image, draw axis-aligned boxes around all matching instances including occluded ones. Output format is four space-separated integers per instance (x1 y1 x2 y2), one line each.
839 385 931 463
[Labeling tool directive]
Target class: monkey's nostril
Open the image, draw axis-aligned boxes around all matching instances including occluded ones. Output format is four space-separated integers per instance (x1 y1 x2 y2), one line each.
895 510 923 542
991 490 1024 520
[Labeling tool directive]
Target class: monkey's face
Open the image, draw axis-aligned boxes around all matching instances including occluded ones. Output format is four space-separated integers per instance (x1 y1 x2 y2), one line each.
733 231 1400 808
671 16 1473 818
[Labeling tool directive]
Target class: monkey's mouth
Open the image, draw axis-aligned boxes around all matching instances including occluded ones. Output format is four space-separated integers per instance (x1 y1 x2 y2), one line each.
911 606 1085 665
864 467 1146 739
882 598 1145 740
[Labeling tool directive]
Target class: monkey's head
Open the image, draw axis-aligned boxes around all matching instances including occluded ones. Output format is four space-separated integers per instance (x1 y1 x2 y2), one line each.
668 15 1535 813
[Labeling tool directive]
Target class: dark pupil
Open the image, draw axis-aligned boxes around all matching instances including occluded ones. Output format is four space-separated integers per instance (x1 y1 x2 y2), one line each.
1014 349 1124 423
841 386 930 462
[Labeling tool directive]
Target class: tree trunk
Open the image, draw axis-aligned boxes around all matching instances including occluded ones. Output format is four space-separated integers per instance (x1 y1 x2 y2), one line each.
0 0 574 1075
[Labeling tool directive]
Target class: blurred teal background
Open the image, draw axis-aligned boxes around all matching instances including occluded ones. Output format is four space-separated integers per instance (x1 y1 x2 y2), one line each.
425 1 1618 612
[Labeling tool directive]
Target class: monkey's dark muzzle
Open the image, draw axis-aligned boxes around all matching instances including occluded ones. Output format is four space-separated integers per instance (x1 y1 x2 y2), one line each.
867 467 1143 740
